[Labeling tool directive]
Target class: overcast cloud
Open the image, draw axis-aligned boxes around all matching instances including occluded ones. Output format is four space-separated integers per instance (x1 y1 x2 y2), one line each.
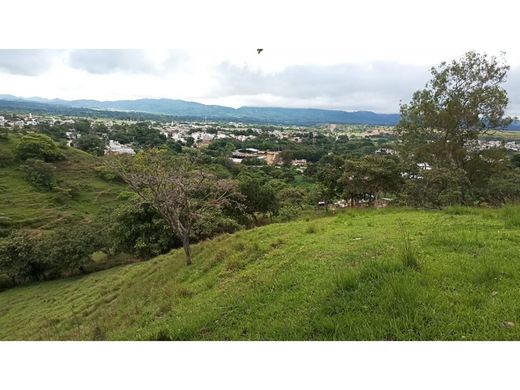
0 49 62 76
0 49 519 115
67 49 189 75
208 62 431 112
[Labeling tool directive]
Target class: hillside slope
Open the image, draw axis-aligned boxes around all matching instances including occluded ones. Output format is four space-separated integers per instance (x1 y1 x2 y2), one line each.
1 207 519 340
0 135 124 232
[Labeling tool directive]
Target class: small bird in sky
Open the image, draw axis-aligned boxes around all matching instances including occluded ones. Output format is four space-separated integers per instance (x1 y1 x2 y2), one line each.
257 49 263 54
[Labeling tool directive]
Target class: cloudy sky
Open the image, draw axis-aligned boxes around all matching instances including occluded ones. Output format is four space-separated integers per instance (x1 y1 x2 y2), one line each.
1 0 520 115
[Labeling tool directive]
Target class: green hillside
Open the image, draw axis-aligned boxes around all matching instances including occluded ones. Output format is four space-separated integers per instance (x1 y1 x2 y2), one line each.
0 135 124 232
1 206 519 340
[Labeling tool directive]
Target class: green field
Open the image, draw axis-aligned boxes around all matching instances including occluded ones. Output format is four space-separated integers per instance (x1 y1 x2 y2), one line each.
0 135 124 232
1 206 519 340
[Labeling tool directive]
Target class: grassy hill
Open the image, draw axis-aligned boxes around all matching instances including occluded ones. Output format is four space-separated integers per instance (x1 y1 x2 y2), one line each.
0 135 125 232
1 206 519 340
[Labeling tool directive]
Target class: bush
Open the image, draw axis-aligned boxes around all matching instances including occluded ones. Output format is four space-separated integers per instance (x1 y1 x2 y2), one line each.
21 159 57 190
94 164 124 182
16 133 65 162
278 205 301 221
0 231 49 284
0 149 15 167
40 223 110 276
0 273 14 292
110 200 181 259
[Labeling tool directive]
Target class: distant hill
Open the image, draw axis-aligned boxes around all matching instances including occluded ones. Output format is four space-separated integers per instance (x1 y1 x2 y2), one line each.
2 95 519 128
1 96 400 126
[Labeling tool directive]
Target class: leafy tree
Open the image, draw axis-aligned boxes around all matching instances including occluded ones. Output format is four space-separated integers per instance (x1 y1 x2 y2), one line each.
0 231 47 284
511 153 520 168
16 133 64 162
278 187 308 210
398 51 514 169
339 155 402 205
107 149 240 265
185 136 195 147
76 133 107 156
314 154 347 201
73 119 92 133
237 173 279 222
400 167 470 208
41 223 109 275
110 199 181 259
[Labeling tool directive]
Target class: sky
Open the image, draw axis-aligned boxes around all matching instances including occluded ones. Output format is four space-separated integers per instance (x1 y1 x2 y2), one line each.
1 0 520 115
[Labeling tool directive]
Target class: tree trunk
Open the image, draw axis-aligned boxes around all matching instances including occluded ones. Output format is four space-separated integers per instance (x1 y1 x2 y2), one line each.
182 235 192 266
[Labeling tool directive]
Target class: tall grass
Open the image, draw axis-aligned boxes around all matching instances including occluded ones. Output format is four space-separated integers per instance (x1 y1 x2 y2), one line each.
503 204 520 228
397 225 420 270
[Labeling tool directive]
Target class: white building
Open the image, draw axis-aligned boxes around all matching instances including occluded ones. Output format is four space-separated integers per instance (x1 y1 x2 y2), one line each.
106 140 135 155
13 120 25 129
0 116 5 127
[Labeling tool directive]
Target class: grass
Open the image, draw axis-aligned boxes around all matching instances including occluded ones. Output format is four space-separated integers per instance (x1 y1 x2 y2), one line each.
0 206 520 340
0 134 125 233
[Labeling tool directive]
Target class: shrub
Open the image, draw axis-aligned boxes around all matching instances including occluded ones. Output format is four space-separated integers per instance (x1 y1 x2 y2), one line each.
110 200 181 259
16 133 64 162
278 205 301 221
21 159 57 190
0 231 49 284
0 273 14 292
0 149 15 167
94 164 124 183
40 223 110 276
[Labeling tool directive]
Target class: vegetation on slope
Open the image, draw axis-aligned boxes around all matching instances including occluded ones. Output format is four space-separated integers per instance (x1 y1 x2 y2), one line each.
0 134 124 232
0 206 519 341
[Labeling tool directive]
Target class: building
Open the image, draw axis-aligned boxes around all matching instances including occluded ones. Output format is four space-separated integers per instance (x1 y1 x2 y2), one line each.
106 140 135 155
291 159 307 167
13 120 25 129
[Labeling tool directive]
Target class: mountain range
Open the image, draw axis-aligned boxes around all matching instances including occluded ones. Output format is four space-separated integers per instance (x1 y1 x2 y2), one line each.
0 95 400 126
1 94 519 129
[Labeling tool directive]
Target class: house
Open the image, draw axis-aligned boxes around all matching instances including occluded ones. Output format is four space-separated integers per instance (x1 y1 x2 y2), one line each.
106 140 135 155
291 159 307 167
13 120 25 129
0 116 5 127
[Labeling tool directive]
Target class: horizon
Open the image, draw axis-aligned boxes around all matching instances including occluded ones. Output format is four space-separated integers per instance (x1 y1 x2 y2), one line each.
0 93 403 114
1 49 520 117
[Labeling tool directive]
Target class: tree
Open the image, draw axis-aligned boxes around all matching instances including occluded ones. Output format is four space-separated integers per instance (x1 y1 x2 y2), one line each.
0 126 8 140
76 133 107 156
237 173 279 223
16 133 65 162
0 231 47 284
41 223 109 275
110 198 182 259
339 155 402 206
107 149 240 265
278 187 308 210
398 51 514 169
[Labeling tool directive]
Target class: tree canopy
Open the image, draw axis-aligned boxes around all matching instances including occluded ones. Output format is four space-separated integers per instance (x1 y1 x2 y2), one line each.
398 51 514 168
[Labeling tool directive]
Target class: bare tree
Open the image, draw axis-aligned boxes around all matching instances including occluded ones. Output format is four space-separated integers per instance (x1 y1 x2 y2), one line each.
107 149 239 265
